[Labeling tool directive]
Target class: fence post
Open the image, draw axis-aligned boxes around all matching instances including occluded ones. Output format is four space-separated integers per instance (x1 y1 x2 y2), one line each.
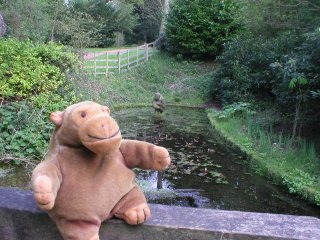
118 52 121 74
94 52 97 77
145 43 149 61
151 42 155 56
127 49 130 71
106 52 109 77
137 47 139 65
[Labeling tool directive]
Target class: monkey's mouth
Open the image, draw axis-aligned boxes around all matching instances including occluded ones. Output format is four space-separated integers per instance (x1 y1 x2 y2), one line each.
87 129 120 140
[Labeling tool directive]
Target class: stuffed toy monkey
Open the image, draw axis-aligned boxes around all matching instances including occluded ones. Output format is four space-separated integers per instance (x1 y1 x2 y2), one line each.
31 101 171 240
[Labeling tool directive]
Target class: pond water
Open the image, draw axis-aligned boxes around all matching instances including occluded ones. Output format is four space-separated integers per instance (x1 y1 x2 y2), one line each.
114 107 320 217
0 107 319 217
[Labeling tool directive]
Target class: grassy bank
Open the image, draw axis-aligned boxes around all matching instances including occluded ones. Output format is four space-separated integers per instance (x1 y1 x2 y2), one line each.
77 53 213 109
207 109 320 206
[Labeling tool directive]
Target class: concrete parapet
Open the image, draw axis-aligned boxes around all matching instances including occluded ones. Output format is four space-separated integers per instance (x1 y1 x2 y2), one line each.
0 188 319 240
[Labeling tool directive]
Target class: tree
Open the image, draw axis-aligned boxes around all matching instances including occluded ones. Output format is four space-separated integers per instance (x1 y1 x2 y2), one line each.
0 0 51 42
48 0 66 42
0 12 6 36
166 0 241 58
238 0 320 37
140 0 163 42
159 0 169 34
125 0 164 43
69 0 138 47
112 0 138 46
59 10 99 50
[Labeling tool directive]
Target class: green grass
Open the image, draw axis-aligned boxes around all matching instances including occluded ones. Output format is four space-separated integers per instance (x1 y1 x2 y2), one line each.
84 48 155 75
207 109 320 205
76 52 213 109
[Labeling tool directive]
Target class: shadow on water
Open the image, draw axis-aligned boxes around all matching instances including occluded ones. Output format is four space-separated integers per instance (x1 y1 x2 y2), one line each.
114 107 320 217
0 107 319 217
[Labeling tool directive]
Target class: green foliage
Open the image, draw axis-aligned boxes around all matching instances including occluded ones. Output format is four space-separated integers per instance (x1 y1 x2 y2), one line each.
70 0 138 47
0 102 54 163
166 0 241 58
1 0 140 47
122 0 164 44
283 169 317 195
0 38 79 107
56 9 100 49
212 102 255 119
271 30 320 107
210 29 320 129
0 0 51 41
207 109 320 205
0 39 79 165
238 0 320 37
210 32 304 104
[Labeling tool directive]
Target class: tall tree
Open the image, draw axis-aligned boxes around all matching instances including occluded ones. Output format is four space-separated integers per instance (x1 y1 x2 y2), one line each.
69 0 138 46
238 0 320 37
159 0 169 34
0 12 6 36
166 0 241 58
1 0 51 42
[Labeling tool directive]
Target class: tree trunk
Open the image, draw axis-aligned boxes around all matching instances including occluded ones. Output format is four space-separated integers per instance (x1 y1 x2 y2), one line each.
159 0 169 35
291 98 301 142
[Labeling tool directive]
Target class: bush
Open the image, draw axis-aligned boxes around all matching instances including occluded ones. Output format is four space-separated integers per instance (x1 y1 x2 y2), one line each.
0 102 53 164
0 39 80 164
210 28 320 131
0 38 79 105
210 32 304 104
271 30 320 106
166 0 241 58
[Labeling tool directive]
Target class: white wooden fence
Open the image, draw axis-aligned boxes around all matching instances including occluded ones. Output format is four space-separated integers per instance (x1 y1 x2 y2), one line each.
84 42 157 77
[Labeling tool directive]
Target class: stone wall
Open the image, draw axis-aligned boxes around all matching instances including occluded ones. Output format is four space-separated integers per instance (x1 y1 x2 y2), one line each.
0 188 319 240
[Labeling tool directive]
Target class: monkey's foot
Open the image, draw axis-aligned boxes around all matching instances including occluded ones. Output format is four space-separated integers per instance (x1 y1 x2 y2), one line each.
33 175 55 210
153 146 171 170
118 203 151 225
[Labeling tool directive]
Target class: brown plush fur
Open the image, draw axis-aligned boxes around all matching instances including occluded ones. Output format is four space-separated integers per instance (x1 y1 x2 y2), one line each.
31 101 171 240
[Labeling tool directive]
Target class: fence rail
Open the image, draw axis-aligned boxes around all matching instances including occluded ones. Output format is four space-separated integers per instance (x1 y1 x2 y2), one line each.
83 42 157 77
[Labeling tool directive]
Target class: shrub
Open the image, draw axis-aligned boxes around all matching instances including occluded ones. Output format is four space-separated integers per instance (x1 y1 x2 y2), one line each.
0 39 80 164
166 0 241 58
210 28 320 132
0 102 53 164
0 38 79 104
210 32 304 104
271 30 320 106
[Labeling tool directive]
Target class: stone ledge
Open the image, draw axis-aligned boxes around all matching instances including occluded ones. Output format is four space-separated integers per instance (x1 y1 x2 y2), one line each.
0 187 319 240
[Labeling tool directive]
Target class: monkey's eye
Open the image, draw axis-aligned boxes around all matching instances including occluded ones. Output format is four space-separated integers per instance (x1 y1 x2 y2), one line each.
80 112 87 118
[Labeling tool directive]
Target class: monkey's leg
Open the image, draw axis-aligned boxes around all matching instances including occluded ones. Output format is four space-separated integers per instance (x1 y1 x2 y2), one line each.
56 219 100 240
111 186 151 225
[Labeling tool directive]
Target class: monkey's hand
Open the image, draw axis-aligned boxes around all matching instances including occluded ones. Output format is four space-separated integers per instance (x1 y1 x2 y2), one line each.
153 146 171 170
33 175 56 211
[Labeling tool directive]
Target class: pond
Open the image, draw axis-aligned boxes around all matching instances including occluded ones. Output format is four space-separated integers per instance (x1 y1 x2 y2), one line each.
0 107 319 217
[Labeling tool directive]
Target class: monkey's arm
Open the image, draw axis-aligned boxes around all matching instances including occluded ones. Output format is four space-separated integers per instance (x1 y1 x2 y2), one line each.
120 139 171 170
31 159 62 211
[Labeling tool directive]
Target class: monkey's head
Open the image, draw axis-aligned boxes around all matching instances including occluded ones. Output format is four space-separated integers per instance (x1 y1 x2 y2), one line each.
50 101 122 154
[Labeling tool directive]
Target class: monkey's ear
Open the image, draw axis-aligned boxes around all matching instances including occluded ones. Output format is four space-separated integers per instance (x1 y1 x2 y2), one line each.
101 106 111 114
50 111 64 126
